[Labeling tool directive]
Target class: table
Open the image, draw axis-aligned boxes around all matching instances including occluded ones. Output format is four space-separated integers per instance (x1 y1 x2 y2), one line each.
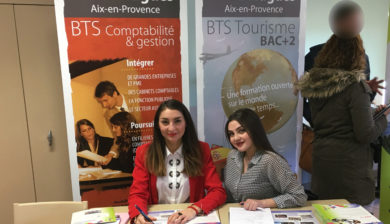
114 199 349 223
79 171 133 208
218 199 349 223
79 171 132 191
115 203 191 213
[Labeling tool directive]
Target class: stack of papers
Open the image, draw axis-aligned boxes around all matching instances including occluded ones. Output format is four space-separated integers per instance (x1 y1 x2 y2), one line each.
78 167 122 180
229 207 273 224
78 167 103 176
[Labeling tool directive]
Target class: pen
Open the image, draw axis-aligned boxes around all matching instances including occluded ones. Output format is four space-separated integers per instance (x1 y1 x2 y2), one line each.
135 204 155 223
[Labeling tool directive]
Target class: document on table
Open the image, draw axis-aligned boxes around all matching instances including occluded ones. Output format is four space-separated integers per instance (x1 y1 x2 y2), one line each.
77 150 106 162
229 207 273 224
148 210 220 224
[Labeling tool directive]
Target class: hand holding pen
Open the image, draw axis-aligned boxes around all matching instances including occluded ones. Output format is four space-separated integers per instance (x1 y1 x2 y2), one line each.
134 204 157 224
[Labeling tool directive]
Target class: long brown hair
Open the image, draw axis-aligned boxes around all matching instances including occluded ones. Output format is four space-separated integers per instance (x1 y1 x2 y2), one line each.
110 112 141 152
146 99 203 177
314 34 366 71
75 119 97 152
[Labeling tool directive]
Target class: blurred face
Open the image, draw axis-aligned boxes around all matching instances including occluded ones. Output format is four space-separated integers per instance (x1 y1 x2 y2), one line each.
112 124 122 137
80 124 95 142
332 11 363 39
97 92 118 109
227 120 255 154
158 109 186 147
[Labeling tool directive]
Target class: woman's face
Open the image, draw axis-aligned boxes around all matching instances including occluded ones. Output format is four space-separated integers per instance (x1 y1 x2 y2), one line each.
80 124 95 142
227 120 255 153
158 108 186 146
112 124 122 137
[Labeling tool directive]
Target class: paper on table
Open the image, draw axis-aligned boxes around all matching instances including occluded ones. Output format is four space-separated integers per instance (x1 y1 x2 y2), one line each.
148 210 175 224
187 210 220 224
78 166 102 175
272 210 320 224
115 213 130 224
77 150 106 163
229 207 273 224
147 210 220 224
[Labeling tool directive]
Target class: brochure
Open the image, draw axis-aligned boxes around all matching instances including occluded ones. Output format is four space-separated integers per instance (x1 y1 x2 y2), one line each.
272 210 320 224
313 204 383 224
71 207 117 224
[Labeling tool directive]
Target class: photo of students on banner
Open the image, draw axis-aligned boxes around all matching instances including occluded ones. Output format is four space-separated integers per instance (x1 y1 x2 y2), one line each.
55 0 184 207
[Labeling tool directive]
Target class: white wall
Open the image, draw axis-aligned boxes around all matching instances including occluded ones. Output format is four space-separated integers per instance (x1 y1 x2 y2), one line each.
305 0 389 104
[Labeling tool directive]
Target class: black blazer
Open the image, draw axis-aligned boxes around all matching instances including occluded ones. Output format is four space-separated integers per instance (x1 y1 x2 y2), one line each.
77 135 116 169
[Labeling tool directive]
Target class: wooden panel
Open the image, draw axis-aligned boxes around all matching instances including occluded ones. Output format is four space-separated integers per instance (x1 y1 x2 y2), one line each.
0 5 36 224
0 0 53 5
14 5 73 201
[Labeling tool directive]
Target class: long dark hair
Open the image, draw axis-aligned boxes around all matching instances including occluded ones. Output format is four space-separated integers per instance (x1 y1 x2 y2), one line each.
314 34 366 71
225 108 279 155
75 119 97 152
110 112 141 152
146 99 203 177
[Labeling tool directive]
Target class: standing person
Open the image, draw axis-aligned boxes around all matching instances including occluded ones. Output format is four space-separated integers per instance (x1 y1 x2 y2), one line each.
304 1 383 125
75 119 118 169
224 108 307 210
128 99 226 224
107 112 141 173
296 31 390 205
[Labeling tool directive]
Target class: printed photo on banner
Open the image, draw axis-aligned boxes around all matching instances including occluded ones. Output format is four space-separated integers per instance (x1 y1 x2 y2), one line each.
56 0 185 207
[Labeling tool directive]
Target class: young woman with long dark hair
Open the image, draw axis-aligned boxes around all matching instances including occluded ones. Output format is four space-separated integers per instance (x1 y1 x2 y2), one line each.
128 99 226 224
109 111 141 173
224 108 307 210
75 119 115 168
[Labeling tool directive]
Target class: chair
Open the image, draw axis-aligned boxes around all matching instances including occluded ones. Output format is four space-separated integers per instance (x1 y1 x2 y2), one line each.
13 201 88 224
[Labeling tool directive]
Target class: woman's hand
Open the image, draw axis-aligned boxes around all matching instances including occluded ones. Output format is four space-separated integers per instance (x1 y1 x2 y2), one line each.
167 207 197 224
367 77 384 95
376 104 390 116
98 153 113 166
134 214 157 224
240 198 277 211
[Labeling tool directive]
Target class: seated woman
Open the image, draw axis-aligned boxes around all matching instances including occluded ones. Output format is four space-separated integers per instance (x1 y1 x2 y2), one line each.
128 99 226 224
224 108 307 210
109 111 141 173
75 119 116 169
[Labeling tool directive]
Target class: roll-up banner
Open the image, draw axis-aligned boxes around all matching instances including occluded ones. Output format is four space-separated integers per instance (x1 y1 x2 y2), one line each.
195 0 306 173
54 0 188 206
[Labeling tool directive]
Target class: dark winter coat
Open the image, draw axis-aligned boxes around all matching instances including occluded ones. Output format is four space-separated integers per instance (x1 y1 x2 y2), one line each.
303 43 374 126
296 68 387 205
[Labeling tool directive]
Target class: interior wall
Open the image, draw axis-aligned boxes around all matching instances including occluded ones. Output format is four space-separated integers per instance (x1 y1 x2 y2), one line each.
305 0 390 104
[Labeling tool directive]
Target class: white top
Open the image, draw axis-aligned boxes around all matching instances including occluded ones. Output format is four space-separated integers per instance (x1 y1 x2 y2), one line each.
156 145 190 204
115 94 129 112
88 141 98 166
